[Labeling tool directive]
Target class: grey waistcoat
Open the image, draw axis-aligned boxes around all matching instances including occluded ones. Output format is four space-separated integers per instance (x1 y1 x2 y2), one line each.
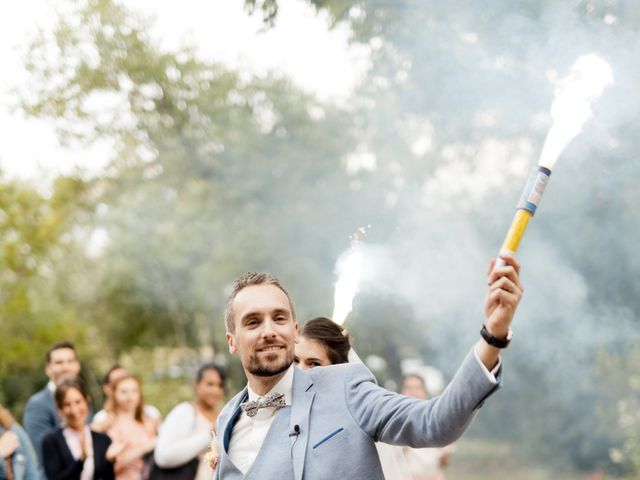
217 405 295 480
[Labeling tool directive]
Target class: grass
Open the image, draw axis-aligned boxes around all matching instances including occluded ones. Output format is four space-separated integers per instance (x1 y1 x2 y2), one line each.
443 439 601 480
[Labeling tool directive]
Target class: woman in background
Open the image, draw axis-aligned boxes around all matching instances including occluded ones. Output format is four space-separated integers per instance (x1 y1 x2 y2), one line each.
41 380 114 480
93 366 161 429
294 316 351 368
399 374 454 480
294 316 412 480
153 363 226 480
93 375 157 480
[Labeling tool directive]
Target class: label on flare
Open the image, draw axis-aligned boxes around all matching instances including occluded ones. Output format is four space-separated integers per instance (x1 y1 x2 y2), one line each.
517 166 551 215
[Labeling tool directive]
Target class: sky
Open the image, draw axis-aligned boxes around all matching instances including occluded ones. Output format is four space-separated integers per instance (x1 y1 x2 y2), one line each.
0 0 371 182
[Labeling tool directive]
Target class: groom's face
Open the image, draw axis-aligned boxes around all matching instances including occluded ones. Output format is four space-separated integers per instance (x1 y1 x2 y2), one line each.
227 284 299 378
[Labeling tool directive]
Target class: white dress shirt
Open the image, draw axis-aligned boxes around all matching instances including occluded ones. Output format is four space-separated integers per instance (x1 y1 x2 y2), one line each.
473 347 501 383
227 365 294 474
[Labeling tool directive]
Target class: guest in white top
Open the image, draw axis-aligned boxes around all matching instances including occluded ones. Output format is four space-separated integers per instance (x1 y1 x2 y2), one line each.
399 374 454 480
42 380 115 480
154 363 225 480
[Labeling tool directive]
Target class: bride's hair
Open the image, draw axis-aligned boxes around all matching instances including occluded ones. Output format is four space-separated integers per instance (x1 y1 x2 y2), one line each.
300 317 351 365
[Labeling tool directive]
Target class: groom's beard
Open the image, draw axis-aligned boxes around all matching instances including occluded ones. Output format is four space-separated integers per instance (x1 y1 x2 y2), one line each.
247 344 294 377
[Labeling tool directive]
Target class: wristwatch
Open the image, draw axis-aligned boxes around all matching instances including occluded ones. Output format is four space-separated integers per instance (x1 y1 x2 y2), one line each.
480 324 513 349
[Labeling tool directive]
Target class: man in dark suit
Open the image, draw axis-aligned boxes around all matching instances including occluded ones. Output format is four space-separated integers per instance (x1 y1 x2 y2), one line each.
23 341 81 473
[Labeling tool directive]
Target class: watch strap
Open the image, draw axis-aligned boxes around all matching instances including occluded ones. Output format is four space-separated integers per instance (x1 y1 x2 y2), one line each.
480 324 512 349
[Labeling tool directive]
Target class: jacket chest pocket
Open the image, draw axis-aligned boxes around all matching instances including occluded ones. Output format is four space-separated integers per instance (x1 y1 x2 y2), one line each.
312 427 346 451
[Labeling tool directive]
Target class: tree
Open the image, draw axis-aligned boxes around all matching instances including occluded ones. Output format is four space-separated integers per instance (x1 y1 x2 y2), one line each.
0 174 99 412
18 0 401 391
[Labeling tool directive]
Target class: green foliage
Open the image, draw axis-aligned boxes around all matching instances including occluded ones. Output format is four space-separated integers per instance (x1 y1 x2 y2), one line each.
10 0 400 413
244 0 278 24
0 174 97 413
245 0 352 25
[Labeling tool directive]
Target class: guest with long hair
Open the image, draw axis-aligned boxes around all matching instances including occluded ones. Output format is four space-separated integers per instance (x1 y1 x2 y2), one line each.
92 366 161 429
93 375 157 480
294 316 351 369
41 380 114 480
153 364 226 480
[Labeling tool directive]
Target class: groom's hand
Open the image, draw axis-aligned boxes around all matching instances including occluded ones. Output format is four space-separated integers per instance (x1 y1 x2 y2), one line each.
476 254 523 370
484 254 523 337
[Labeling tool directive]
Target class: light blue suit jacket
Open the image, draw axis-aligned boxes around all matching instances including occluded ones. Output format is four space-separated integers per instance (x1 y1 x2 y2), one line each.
0 424 39 480
215 348 501 479
23 386 59 469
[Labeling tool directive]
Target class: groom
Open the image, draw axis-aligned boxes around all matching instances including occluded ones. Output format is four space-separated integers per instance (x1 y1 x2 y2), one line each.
214 255 523 479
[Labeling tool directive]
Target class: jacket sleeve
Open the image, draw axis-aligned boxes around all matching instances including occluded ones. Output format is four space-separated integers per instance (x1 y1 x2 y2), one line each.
346 347 501 448
12 424 40 480
23 394 56 465
42 432 84 480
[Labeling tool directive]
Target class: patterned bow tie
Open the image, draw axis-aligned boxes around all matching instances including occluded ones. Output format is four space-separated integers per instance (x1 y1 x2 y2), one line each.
240 392 286 418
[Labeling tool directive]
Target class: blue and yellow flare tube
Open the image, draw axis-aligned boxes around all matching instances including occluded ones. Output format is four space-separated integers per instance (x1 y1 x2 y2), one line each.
495 166 551 267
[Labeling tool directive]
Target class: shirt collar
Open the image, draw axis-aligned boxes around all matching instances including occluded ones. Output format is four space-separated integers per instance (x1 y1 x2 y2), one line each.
246 363 295 406
47 381 56 393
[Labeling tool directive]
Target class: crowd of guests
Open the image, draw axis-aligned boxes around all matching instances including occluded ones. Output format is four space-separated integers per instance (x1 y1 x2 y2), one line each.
2 322 453 480
1 341 226 480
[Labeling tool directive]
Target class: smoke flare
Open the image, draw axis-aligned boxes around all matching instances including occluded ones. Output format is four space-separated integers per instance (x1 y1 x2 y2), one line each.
539 54 614 169
331 226 370 325
331 248 363 326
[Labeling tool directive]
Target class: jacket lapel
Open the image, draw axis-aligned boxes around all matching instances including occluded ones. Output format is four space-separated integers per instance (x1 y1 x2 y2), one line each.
46 388 63 427
222 388 248 452
289 367 315 480
55 429 77 466
214 390 247 480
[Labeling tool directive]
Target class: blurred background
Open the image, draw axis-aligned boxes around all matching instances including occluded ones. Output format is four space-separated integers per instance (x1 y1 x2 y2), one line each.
1 0 639 478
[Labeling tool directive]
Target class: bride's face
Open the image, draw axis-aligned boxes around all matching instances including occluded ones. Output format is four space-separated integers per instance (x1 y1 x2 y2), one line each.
294 336 332 370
